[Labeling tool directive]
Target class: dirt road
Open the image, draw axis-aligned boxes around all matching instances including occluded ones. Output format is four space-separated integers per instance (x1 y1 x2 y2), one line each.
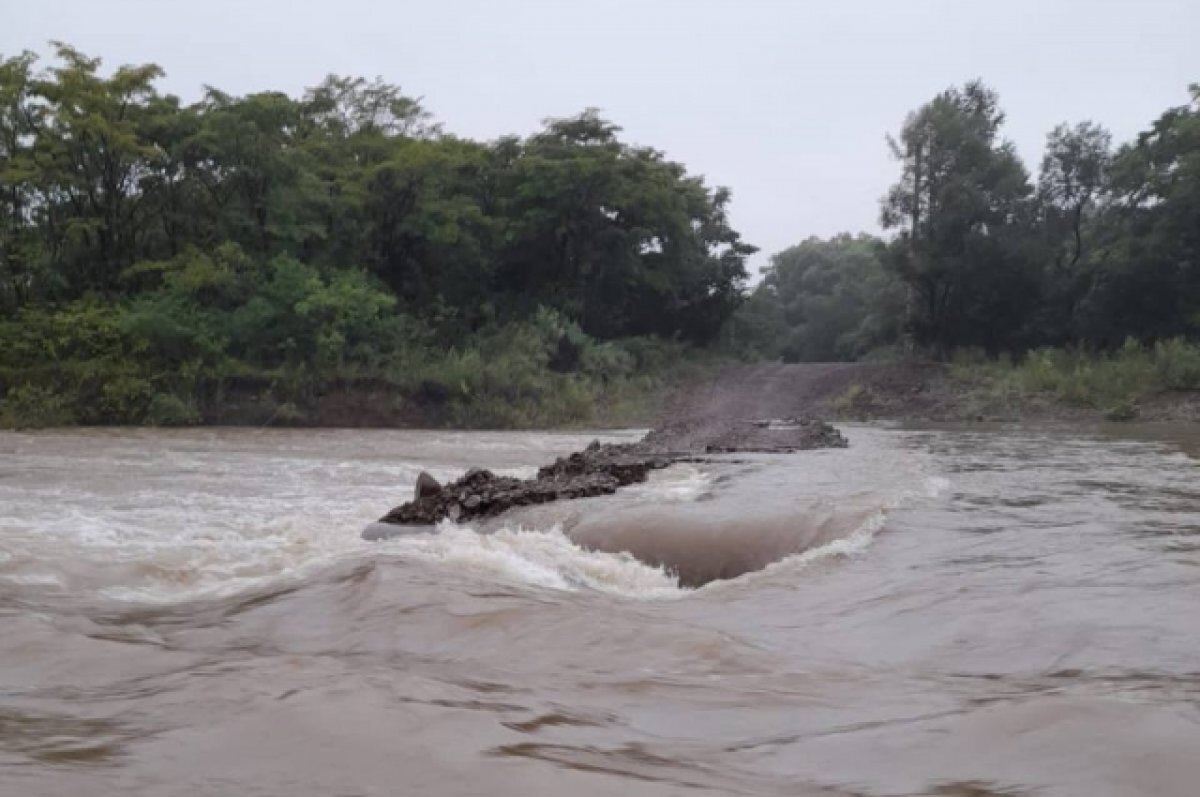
663 361 948 423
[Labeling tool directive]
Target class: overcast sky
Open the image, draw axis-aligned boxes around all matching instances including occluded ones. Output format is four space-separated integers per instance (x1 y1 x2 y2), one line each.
5 0 1197 273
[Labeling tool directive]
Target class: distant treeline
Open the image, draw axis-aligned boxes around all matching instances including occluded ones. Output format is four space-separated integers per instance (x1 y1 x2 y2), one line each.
731 80 1200 362
3 44 1198 428
0 44 752 426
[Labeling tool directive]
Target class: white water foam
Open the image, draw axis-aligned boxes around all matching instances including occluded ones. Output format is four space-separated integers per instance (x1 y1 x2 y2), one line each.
2 428 951 605
370 471 951 601
622 464 714 503
376 522 686 599
86 465 950 605
0 504 377 604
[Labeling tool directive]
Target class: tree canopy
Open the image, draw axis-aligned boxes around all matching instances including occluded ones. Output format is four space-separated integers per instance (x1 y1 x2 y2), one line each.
0 45 754 426
0 45 753 342
741 80 1200 362
5 46 1200 427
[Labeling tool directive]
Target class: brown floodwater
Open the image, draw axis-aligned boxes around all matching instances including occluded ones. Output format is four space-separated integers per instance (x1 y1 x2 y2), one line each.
1 423 1198 796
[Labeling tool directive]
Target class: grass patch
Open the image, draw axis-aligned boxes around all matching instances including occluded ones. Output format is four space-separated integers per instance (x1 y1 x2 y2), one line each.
949 338 1200 419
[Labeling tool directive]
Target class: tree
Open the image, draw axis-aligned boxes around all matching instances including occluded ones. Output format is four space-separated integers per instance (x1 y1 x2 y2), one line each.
495 110 754 342
362 136 492 320
1025 121 1112 343
1076 85 1200 344
1039 121 1112 270
881 80 1037 353
0 51 43 309
1 43 764 427
735 234 903 361
29 43 167 293
186 89 318 257
302 75 434 141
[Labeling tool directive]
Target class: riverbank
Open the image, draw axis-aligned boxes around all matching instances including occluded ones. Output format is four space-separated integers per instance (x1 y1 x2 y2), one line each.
657 356 1200 427
6 346 1200 431
0 326 718 431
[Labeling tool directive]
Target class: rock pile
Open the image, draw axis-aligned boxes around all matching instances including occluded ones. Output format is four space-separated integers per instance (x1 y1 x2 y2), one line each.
372 416 847 530
643 416 848 454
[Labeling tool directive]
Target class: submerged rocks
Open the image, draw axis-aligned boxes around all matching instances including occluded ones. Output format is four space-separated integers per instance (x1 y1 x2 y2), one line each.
372 416 847 531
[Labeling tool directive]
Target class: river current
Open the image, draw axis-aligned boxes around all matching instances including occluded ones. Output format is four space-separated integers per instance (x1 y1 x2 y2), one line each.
1 424 1198 796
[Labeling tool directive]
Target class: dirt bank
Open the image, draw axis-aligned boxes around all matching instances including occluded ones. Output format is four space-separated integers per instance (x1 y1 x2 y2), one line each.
656 361 952 424
209 360 1200 432
668 361 1200 424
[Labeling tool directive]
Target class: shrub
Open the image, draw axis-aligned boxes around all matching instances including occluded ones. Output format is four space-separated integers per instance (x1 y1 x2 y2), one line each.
1153 338 1200 390
145 392 201 426
580 342 636 382
0 384 76 429
1104 399 1138 422
951 338 1200 417
100 375 156 421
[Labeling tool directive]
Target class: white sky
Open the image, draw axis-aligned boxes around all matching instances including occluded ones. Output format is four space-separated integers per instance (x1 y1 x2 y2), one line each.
4 0 1197 273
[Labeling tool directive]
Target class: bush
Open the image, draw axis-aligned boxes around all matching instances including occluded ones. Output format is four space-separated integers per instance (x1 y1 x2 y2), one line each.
0 291 712 430
1153 338 1200 390
951 338 1200 418
100 374 156 421
580 342 636 382
0 384 76 429
146 393 201 426
1104 399 1138 422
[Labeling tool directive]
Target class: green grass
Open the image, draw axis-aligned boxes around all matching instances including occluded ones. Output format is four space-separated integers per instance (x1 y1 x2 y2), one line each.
949 338 1200 420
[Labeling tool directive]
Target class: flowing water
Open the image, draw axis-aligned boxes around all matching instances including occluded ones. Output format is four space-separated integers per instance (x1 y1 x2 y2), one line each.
1 424 1199 796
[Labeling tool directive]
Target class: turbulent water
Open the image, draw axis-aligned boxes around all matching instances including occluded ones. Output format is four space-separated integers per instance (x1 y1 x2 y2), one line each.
1 424 1199 796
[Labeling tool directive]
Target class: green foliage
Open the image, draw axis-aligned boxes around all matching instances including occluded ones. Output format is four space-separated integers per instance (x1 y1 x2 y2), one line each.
100 374 156 420
731 234 904 361
880 80 1037 354
0 384 75 429
1153 338 1200 390
373 308 685 428
1104 399 1138 422
0 45 748 429
747 81 1200 369
1 46 752 339
950 339 1200 417
146 393 201 426
6 46 1199 429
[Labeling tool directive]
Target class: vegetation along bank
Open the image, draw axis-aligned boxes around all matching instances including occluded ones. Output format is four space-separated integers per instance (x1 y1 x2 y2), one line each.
1 46 1198 428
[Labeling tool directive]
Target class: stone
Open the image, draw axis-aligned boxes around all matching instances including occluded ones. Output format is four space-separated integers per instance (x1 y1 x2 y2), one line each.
414 471 442 501
367 415 849 535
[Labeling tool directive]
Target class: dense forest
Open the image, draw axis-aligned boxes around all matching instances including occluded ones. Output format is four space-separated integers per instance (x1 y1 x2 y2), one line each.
734 80 1200 367
0 44 753 426
2 45 1198 428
